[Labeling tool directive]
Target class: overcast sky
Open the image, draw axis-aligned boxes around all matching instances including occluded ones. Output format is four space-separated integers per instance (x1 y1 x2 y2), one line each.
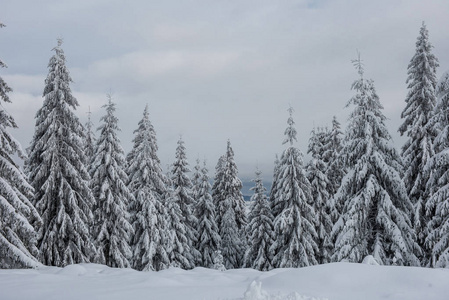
2 0 449 182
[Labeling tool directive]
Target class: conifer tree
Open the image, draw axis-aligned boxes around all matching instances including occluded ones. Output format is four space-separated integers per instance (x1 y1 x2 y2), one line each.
194 161 221 268
26 39 96 266
85 107 96 164
212 154 225 223
212 141 247 268
170 137 200 267
164 176 193 269
0 22 41 268
323 116 345 198
307 127 333 264
90 95 133 268
126 105 169 271
244 169 274 271
191 158 202 202
398 23 439 264
269 154 281 215
425 72 449 267
213 250 226 271
270 107 318 268
220 195 245 269
332 56 420 266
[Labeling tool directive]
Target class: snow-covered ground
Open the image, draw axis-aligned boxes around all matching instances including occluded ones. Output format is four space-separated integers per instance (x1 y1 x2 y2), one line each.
1 261 449 300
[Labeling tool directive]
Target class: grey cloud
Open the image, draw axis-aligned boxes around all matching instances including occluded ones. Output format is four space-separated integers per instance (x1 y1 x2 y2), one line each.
2 0 449 181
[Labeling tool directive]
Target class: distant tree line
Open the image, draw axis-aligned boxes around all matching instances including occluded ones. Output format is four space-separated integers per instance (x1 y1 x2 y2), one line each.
1 22 449 270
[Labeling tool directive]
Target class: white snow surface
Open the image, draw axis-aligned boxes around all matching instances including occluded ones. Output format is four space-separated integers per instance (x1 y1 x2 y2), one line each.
1 262 449 300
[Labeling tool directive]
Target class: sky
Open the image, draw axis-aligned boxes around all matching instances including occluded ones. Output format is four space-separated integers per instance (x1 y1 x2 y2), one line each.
2 0 449 183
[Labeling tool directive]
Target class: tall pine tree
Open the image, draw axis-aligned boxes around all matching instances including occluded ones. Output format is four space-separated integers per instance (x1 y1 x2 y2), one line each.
85 107 96 164
170 137 200 267
194 161 221 268
126 105 169 271
0 22 41 268
164 174 193 269
26 39 96 266
332 56 420 266
244 169 274 271
425 72 449 267
398 22 439 265
322 116 345 198
269 154 281 216
212 141 246 268
191 158 202 202
270 107 318 268
307 127 333 264
90 95 133 268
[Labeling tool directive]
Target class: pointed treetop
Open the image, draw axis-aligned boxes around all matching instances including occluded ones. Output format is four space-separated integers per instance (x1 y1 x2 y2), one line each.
87 106 92 119
57 38 63 47
420 21 427 33
143 103 149 117
283 106 297 146
351 51 364 78
287 105 294 116
107 93 113 104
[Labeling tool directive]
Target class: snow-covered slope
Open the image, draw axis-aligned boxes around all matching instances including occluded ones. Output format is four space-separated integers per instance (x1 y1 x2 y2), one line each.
1 262 448 300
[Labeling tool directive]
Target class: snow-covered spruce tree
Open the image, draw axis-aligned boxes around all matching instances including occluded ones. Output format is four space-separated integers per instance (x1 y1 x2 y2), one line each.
306 127 333 264
332 57 420 266
212 140 247 268
26 39 96 266
85 108 96 164
270 107 318 268
90 95 133 268
244 169 274 271
170 137 200 268
213 250 226 271
0 23 41 268
191 158 202 202
164 175 194 269
220 194 245 269
126 104 169 271
398 22 439 265
323 116 345 198
269 154 281 215
425 72 449 267
211 154 225 212
194 161 221 268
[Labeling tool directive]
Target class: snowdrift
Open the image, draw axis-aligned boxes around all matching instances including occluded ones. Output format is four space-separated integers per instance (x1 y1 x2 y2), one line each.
1 262 448 300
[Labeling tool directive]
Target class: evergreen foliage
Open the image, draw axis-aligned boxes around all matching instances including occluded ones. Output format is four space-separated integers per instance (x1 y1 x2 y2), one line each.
90 95 133 268
126 105 169 271
213 250 226 271
0 23 41 268
244 169 274 271
212 141 247 268
425 72 449 267
307 127 333 264
270 107 318 268
398 23 439 264
164 178 194 269
212 154 225 225
170 137 200 267
26 39 96 266
323 116 345 198
191 158 202 202
85 108 96 164
332 57 420 266
194 161 221 268
269 154 281 216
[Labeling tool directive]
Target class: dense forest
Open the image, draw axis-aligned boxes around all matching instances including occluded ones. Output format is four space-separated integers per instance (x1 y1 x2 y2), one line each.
1 22 449 271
